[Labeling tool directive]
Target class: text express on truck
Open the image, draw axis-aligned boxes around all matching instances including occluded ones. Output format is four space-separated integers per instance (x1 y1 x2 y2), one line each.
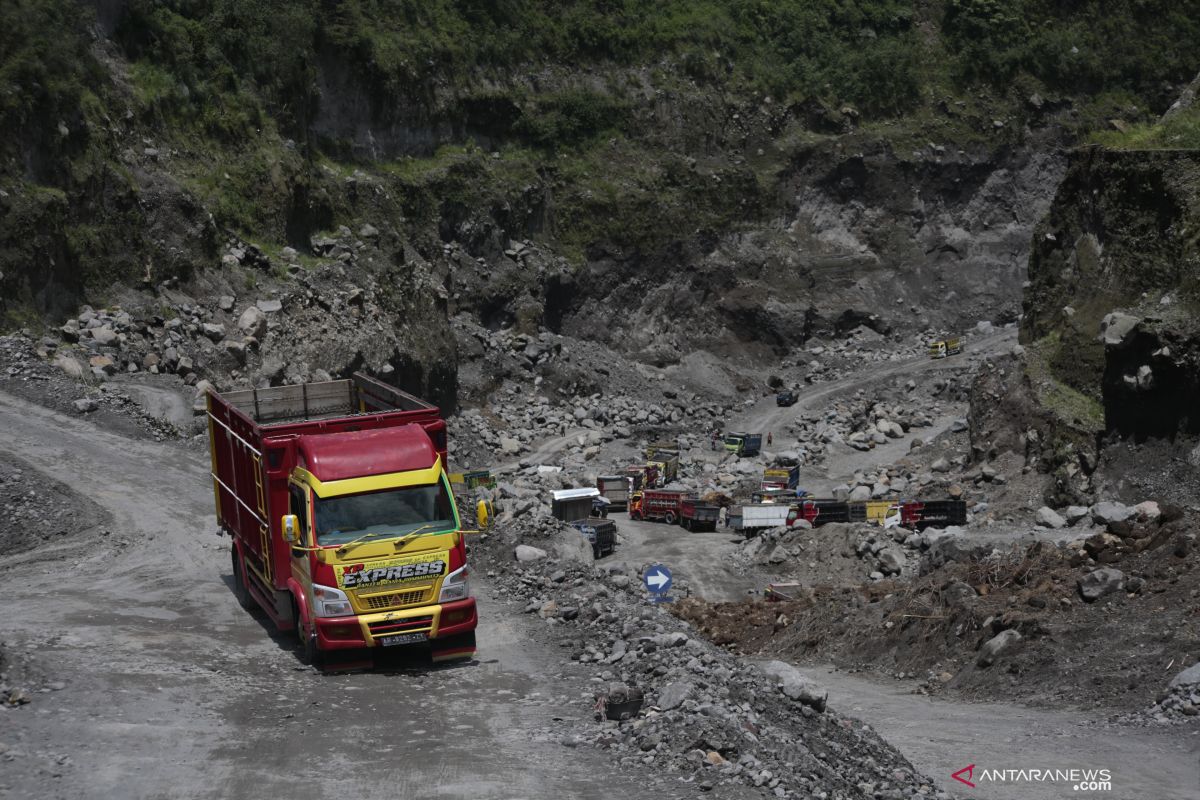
206 373 477 665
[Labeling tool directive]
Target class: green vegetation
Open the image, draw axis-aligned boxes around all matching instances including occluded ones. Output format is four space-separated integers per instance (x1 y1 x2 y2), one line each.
1026 332 1105 432
3 0 1200 323
1092 107 1200 150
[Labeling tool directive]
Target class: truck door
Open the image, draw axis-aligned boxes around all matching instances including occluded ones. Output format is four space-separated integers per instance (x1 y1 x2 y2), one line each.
288 482 314 608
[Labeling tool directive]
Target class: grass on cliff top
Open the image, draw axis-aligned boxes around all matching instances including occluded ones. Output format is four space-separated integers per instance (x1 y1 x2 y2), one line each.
1025 332 1105 432
1091 106 1200 150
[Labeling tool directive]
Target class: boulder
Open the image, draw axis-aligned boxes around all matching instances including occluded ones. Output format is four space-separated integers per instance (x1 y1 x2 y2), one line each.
1078 567 1124 602
1091 501 1133 526
1035 506 1067 529
72 398 99 413
931 457 951 473
91 326 118 345
514 545 547 563
1133 501 1161 523
759 660 827 712
1098 312 1139 346
877 549 905 575
1064 506 1091 525
656 681 694 711
53 355 84 379
201 322 226 342
848 484 872 502
237 305 267 338
977 629 1022 667
256 298 283 313
1168 663 1200 689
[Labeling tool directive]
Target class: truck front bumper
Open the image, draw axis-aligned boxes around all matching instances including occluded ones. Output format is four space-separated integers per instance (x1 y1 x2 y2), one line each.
315 597 478 651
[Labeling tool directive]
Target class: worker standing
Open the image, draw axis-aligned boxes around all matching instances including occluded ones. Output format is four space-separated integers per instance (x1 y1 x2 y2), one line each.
767 431 773 446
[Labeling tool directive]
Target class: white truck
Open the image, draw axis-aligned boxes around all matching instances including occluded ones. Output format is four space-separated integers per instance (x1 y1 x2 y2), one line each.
729 503 794 538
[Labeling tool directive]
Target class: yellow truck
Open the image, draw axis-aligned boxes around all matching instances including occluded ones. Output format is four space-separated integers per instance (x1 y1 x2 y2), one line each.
928 338 963 359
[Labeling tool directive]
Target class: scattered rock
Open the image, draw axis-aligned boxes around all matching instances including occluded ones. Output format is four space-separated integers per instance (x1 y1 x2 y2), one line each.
514 545 548 563
977 629 1022 667
1078 567 1125 602
1035 506 1067 529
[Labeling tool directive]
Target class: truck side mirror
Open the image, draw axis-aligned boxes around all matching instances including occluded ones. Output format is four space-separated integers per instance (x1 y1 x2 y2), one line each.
282 514 300 544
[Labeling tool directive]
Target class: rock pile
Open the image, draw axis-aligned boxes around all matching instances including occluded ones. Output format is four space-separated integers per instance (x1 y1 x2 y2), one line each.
475 514 945 799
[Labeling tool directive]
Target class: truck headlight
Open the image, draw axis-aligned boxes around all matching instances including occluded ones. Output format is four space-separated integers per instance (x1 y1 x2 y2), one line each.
438 566 470 603
313 583 353 618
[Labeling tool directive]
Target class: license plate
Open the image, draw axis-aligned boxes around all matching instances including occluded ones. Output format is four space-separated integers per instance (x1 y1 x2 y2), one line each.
380 632 427 647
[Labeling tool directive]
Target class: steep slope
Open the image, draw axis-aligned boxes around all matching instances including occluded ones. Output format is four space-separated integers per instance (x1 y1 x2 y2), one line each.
2 1 1198 402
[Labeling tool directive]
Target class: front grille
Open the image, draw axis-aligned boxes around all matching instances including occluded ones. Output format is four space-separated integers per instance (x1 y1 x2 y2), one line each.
360 588 429 611
368 615 434 636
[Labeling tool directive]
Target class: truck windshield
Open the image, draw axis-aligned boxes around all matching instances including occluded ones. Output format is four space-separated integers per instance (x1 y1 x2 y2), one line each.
313 482 455 546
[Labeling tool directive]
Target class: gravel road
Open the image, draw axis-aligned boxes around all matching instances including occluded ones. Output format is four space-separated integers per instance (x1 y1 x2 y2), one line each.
0 391 669 800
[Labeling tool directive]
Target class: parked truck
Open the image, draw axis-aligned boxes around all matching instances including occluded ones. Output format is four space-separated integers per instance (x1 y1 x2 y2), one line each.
928 338 963 359
679 498 720 532
724 432 762 457
629 489 688 524
730 503 794 537
647 451 680 484
207 373 477 665
625 463 661 491
761 465 800 491
597 474 631 511
570 517 617 559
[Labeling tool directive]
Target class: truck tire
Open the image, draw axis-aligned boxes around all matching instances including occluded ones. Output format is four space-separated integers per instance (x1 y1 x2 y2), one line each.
292 598 323 667
664 512 676 525
231 546 253 611
682 518 691 531
630 511 642 521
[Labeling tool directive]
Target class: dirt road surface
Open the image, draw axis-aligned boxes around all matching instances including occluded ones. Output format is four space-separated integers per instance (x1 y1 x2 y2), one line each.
797 664 1200 800
731 328 1017 445
0 391 668 800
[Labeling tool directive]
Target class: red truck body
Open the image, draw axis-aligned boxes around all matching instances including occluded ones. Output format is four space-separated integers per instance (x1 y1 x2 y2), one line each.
207 373 476 663
629 489 687 523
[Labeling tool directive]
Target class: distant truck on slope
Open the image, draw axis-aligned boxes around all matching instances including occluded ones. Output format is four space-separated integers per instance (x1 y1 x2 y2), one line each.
761 465 800 491
723 432 762 457
928 338 963 359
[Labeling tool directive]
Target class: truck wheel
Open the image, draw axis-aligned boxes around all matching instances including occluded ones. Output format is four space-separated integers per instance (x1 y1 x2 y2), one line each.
664 512 676 525
593 544 602 559
230 546 253 611
292 599 323 666
682 518 691 531
630 511 641 521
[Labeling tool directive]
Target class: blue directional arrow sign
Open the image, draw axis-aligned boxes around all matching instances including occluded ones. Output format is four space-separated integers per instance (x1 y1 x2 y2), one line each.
644 564 672 599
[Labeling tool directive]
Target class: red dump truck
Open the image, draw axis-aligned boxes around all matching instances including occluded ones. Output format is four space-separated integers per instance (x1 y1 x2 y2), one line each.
207 372 477 665
628 489 687 523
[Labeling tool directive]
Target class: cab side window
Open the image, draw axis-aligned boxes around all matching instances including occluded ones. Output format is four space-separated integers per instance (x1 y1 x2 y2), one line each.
288 485 309 539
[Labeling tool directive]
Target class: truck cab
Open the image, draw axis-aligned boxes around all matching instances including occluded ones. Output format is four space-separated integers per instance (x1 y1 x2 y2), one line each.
208 373 477 665
282 427 476 662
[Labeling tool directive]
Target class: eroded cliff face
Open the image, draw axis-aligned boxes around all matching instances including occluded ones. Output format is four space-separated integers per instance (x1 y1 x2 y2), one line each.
1022 149 1200 440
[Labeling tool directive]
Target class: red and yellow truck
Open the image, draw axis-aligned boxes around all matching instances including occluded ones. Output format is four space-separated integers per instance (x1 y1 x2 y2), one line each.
207 372 477 665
